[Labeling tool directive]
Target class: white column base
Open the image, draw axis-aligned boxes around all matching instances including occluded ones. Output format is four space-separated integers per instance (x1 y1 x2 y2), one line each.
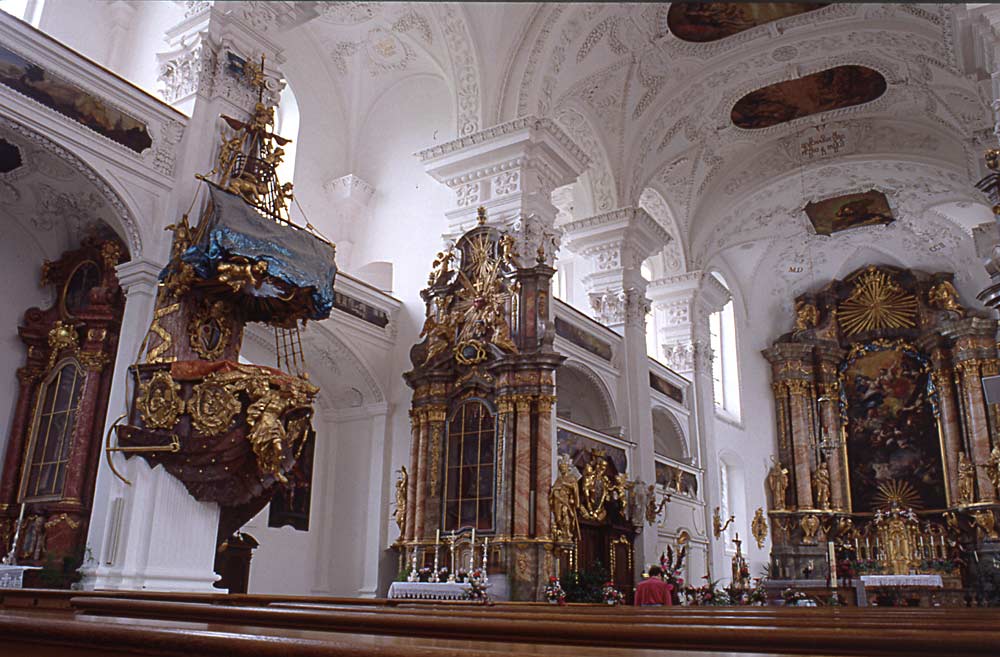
80 457 220 592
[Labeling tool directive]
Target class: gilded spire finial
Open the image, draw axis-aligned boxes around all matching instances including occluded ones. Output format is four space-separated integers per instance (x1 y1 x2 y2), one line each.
477 206 487 225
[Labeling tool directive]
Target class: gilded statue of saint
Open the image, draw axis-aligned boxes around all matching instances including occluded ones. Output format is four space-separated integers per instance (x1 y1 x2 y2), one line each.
549 457 581 541
394 466 408 532
812 462 831 510
767 460 789 510
971 509 998 540
793 301 819 332
927 281 964 316
958 451 976 505
987 445 1000 495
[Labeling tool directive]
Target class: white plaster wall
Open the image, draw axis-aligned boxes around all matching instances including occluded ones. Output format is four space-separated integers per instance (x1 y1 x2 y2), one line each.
0 216 54 465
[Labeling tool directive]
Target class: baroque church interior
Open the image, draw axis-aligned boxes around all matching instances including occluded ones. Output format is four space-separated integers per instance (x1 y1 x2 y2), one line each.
0 1 999 655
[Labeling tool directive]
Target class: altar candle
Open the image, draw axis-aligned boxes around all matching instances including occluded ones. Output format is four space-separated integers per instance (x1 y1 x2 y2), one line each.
436 529 440 546
471 528 476 545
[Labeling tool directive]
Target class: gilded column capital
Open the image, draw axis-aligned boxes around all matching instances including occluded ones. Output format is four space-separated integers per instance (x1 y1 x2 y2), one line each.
513 394 533 413
536 394 557 413
16 366 42 384
426 405 448 424
784 379 811 396
78 351 111 372
496 395 514 414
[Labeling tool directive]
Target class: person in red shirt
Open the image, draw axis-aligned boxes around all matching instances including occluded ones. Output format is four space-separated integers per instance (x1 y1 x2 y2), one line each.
634 565 674 606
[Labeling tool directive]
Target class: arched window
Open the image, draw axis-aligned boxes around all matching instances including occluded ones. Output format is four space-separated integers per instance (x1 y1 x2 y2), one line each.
20 359 85 501
709 272 740 420
274 83 300 185
719 462 735 552
443 399 496 531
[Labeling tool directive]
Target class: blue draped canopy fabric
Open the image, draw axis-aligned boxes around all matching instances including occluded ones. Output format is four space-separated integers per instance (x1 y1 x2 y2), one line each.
162 186 337 322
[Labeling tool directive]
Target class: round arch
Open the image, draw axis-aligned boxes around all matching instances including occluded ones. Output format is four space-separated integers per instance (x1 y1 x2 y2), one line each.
556 360 617 431
652 406 688 462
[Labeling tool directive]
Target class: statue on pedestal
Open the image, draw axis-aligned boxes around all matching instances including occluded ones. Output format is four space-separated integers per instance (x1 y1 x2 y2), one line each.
767 459 789 510
958 451 976 505
394 466 407 533
812 462 831 510
550 457 580 542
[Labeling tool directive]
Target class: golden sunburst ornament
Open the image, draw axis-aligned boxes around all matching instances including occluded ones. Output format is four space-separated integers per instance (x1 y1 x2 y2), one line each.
872 478 923 511
838 268 917 335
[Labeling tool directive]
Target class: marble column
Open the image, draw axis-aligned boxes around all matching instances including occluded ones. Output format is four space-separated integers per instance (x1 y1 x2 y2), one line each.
534 394 556 538
414 410 430 541
785 380 815 510
512 395 533 539
404 410 420 541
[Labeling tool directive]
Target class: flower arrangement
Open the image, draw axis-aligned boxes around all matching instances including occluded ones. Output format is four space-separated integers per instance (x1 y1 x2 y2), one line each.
465 568 490 604
780 588 814 607
602 581 625 606
684 576 731 606
544 576 567 605
455 568 469 583
745 578 768 606
417 566 433 582
659 546 686 590
919 558 961 574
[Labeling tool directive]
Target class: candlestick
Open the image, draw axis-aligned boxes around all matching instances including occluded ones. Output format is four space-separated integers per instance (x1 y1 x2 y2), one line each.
407 547 418 582
448 532 456 582
432 545 440 582
481 537 488 582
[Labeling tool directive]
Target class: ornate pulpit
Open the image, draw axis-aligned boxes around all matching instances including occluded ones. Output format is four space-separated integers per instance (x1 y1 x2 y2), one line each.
108 61 336 587
763 265 1000 588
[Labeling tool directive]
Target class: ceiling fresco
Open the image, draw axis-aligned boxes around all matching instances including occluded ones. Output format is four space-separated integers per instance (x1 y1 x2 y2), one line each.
666 2 828 43
731 65 887 130
804 189 894 236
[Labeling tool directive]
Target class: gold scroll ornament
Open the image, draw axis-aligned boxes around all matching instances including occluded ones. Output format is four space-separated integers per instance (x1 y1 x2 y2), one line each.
137 370 183 430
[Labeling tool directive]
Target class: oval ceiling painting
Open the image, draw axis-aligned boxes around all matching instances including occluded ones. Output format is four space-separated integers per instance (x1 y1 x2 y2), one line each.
731 65 887 130
667 3 828 43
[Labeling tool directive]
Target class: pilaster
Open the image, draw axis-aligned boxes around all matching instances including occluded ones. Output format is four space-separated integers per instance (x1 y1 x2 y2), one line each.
562 207 667 574
646 270 730 577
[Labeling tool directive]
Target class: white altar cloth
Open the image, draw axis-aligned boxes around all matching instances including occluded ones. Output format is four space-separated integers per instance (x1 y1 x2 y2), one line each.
0 565 40 589
860 575 943 588
388 581 473 600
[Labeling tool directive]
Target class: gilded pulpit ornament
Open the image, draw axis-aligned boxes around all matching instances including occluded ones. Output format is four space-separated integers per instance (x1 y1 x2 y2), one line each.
766 459 789 510
394 466 407 532
137 370 183 430
751 508 767 549
837 267 917 335
549 456 581 541
812 461 832 510
799 514 821 545
958 451 976 505
188 300 232 360
187 380 240 436
971 509 998 540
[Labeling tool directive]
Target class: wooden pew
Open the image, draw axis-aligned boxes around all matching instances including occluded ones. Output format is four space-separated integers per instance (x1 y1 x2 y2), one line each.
67 596 1000 656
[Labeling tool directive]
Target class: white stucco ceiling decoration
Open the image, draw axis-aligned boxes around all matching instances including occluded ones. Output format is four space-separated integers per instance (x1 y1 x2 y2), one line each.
0 122 128 260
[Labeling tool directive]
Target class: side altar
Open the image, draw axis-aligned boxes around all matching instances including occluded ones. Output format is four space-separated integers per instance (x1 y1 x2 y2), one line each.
393 209 665 601
762 265 1000 601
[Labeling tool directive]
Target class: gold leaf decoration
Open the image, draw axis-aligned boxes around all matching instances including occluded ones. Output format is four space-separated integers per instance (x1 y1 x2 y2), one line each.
872 478 923 511
837 268 917 335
